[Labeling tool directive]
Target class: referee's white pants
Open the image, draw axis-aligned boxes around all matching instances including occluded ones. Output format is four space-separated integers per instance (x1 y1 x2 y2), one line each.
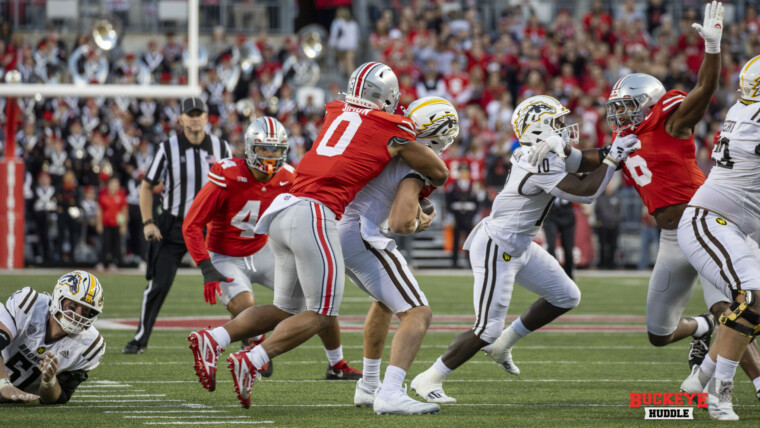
467 226 580 343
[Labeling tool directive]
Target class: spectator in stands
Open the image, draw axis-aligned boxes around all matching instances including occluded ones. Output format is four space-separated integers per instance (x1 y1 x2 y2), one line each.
446 163 479 268
594 180 622 269
56 170 81 263
329 7 360 77
32 172 57 263
96 177 127 272
543 198 576 278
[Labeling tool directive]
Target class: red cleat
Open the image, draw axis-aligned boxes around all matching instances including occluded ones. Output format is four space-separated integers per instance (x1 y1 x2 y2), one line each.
325 359 363 380
227 351 259 408
188 330 223 391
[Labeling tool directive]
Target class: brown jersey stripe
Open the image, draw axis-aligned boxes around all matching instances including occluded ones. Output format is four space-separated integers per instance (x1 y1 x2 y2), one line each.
83 334 104 359
18 288 34 312
699 210 742 289
383 249 423 306
475 239 498 338
85 342 106 362
692 208 732 287
478 240 500 338
365 242 416 307
22 290 39 314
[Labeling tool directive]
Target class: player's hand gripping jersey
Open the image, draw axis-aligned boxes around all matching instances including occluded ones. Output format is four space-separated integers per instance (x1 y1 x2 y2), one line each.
289 100 417 217
619 90 706 214
0 288 105 395
184 157 296 261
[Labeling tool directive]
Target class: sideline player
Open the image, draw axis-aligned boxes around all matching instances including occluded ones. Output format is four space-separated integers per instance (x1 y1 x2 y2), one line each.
677 55 760 420
1 271 105 404
411 96 641 404
222 62 448 409
532 2 747 372
184 117 360 390
344 96 458 414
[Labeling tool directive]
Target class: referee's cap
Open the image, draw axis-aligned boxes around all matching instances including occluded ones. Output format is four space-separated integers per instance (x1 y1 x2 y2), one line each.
181 97 207 114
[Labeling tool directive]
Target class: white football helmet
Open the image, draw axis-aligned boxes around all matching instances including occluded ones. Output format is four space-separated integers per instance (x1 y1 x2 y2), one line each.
739 55 760 102
606 73 666 132
49 270 104 335
344 62 400 113
511 95 578 146
406 96 460 154
244 116 289 175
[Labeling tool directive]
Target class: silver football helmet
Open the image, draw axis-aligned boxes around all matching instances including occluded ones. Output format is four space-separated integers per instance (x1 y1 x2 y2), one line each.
50 270 104 335
244 117 289 175
406 96 460 154
606 73 666 132
344 62 400 113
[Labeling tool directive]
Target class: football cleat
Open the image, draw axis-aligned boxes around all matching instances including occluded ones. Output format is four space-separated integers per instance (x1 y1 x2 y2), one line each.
374 387 440 415
188 330 224 391
227 351 260 409
688 313 715 369
706 377 739 421
326 360 363 380
354 379 378 408
680 365 710 394
485 346 520 376
410 368 456 404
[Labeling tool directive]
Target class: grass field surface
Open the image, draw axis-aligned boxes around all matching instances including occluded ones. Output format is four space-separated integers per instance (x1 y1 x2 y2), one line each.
1 271 758 427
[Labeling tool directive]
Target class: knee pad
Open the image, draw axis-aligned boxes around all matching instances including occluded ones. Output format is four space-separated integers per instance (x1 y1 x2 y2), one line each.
719 291 760 338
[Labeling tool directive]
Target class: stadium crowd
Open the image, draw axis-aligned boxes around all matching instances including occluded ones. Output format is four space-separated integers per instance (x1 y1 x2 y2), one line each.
0 0 758 269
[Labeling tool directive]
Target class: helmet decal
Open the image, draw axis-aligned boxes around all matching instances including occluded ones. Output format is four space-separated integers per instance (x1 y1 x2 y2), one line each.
515 101 557 135
751 76 760 99
59 271 83 294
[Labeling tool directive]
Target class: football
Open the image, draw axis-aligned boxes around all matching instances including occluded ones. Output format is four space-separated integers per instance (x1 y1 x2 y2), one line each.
419 197 435 215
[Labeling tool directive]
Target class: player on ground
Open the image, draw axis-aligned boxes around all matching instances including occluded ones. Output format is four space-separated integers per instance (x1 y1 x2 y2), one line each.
344 96 458 414
184 117 361 391
221 62 449 409
677 55 760 420
411 96 641 404
1 271 105 405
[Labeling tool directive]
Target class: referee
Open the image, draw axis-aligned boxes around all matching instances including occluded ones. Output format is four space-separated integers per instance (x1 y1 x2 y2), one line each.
123 97 232 354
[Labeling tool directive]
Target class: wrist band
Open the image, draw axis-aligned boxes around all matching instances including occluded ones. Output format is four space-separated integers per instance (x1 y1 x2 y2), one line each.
705 41 720 55
41 376 57 389
142 219 155 227
602 155 619 168
0 378 12 390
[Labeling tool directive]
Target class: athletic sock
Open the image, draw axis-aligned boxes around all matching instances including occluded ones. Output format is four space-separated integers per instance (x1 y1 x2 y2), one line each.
362 358 382 389
714 355 739 382
325 345 344 367
496 318 531 350
248 344 270 370
700 354 716 377
694 316 710 337
377 365 406 400
209 327 231 348
431 357 454 382
753 376 760 393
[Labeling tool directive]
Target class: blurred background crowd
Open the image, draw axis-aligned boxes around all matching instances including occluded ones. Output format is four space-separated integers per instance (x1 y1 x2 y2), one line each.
0 0 757 272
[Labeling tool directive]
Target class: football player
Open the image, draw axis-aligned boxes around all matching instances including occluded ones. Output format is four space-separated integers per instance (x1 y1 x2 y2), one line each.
0 271 105 405
222 62 448 409
184 117 361 392
530 2 758 376
677 54 760 420
342 96 458 414
411 96 641 404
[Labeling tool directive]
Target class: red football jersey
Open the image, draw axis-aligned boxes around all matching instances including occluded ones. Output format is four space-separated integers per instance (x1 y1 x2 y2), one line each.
183 157 295 261
289 100 416 218
618 90 706 214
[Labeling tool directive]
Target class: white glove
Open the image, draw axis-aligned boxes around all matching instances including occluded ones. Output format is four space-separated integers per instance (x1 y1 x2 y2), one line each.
692 1 724 54
605 134 641 167
528 135 566 166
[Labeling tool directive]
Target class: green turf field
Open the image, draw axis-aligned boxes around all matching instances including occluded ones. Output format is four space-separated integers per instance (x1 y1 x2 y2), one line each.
1 272 758 427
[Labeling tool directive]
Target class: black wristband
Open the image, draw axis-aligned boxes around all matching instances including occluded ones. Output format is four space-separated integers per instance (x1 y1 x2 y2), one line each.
142 219 156 227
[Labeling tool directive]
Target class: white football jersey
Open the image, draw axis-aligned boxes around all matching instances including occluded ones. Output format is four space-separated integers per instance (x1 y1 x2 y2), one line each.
483 148 567 256
0 287 105 394
690 101 760 235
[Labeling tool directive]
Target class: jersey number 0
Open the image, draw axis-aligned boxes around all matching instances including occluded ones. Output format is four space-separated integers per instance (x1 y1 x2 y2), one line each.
315 112 363 157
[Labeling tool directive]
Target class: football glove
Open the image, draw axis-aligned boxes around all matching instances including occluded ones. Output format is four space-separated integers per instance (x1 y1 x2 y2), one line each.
528 135 566 167
198 259 233 305
692 1 724 54
605 134 641 168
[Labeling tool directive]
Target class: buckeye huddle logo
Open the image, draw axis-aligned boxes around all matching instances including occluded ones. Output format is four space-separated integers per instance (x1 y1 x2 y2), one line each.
629 392 707 420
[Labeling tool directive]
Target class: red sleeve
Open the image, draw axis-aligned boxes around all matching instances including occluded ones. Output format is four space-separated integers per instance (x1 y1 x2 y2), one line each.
182 182 226 264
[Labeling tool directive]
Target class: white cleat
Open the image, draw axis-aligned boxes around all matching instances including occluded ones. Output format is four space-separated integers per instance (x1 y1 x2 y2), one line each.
706 377 739 421
374 388 440 415
354 379 378 408
680 365 709 393
485 346 520 376
410 369 456 404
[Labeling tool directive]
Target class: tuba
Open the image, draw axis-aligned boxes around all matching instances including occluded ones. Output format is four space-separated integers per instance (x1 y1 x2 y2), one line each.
92 19 118 51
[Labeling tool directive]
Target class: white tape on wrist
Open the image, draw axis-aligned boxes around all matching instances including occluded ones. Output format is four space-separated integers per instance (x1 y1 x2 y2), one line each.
705 41 720 54
603 156 619 169
0 377 12 390
41 376 57 389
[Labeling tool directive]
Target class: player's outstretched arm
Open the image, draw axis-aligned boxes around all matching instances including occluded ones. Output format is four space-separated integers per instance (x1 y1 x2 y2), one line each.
389 139 449 187
388 176 434 235
530 135 604 173
666 1 723 136
0 324 39 403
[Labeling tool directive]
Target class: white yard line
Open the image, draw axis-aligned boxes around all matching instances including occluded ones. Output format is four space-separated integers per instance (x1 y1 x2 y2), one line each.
108 360 682 366
143 422 273 426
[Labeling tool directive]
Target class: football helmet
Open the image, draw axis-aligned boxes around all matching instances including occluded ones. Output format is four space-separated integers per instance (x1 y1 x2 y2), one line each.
49 270 104 335
511 95 578 146
406 96 460 154
739 55 760 102
344 62 400 113
244 116 289 175
606 73 666 132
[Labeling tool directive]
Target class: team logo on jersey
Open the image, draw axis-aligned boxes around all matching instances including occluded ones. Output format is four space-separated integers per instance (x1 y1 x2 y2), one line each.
26 323 39 335
502 252 512 262
59 272 82 294
61 350 69 358
716 218 727 226
515 102 556 135
237 177 248 182
36 346 46 354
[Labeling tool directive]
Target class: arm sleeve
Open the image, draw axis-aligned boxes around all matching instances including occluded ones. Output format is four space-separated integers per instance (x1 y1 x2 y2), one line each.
182 183 225 264
144 143 166 186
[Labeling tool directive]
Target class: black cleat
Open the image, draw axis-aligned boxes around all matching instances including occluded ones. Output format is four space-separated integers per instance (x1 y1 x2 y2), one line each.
122 341 146 354
688 313 715 369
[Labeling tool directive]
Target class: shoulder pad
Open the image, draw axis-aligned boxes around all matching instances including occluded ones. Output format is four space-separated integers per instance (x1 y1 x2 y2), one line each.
370 111 416 139
209 158 244 188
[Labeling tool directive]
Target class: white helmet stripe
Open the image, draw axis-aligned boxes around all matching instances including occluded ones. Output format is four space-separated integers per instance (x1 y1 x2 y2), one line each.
354 62 380 97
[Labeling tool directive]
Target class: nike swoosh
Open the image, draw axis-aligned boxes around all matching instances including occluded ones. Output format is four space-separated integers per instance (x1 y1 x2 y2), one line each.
279 181 289 186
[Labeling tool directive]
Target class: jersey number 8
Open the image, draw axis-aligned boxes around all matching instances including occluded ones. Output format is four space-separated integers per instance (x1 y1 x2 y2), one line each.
624 155 653 187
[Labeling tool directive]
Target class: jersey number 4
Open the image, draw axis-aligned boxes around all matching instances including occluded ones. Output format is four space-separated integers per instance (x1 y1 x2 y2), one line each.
231 201 261 238
315 112 362 157
624 155 653 187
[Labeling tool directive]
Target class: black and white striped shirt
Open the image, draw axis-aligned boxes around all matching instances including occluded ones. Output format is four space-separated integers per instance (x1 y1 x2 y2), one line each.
144 133 231 218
